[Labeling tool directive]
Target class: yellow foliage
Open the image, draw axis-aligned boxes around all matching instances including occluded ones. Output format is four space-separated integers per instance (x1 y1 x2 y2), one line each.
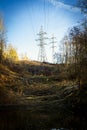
4 44 19 61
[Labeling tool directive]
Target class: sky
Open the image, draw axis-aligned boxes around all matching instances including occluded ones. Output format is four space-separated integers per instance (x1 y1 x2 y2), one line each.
0 0 84 62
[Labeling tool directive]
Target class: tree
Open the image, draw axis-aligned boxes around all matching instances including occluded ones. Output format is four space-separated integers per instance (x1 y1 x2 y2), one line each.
0 16 6 63
4 44 19 62
21 53 29 61
59 20 87 86
67 23 87 86
78 0 87 14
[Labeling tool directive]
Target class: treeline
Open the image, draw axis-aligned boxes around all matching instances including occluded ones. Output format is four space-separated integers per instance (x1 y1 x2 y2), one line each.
59 21 87 86
0 15 30 64
0 16 19 64
55 0 87 87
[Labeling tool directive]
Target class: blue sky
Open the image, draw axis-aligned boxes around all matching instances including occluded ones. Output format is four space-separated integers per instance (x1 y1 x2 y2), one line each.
0 0 84 62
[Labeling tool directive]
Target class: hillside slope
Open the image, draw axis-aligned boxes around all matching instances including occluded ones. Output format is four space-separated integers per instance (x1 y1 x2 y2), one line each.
0 61 87 129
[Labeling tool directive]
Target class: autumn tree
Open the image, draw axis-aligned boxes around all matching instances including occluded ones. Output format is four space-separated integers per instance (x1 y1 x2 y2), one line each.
4 44 19 62
21 53 29 61
0 16 6 63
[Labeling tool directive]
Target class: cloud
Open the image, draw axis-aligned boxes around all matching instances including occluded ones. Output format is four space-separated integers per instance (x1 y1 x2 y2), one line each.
48 0 80 12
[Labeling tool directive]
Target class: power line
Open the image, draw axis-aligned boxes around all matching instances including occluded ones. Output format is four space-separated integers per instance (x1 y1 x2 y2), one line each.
43 0 49 32
43 0 46 31
25 1 36 37
46 0 49 32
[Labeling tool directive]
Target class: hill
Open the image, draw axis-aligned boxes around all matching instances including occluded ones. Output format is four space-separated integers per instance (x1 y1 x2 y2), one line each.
0 60 87 129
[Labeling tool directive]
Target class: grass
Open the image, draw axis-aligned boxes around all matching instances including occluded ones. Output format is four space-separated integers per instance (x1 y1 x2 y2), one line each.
0 61 87 129
0 61 79 106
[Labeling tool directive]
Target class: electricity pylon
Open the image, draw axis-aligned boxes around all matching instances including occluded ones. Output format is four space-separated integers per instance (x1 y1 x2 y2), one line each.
50 34 57 63
36 26 48 62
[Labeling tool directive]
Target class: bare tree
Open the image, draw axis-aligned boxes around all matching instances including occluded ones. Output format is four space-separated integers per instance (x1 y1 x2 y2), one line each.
78 0 87 14
0 16 6 63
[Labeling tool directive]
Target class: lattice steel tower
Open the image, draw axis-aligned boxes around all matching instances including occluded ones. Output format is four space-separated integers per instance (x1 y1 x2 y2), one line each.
36 26 48 62
50 34 57 63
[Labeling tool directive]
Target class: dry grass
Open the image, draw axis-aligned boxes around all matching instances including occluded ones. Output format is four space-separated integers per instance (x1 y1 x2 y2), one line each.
0 61 77 105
